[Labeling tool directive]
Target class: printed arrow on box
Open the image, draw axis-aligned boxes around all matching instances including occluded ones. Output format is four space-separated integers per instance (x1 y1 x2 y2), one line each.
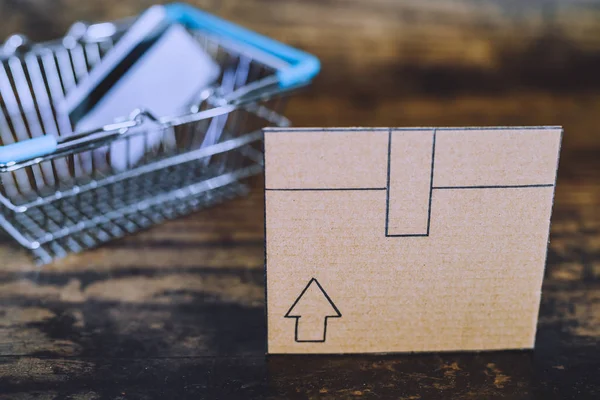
285 278 342 342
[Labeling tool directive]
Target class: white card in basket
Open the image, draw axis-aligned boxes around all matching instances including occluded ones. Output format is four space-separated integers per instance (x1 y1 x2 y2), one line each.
63 7 221 172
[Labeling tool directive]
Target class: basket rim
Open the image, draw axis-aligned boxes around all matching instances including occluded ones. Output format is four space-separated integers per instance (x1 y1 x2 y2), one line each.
0 101 289 211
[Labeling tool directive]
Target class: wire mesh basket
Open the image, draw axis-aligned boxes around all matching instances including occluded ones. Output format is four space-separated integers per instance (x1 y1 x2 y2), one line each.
0 4 320 264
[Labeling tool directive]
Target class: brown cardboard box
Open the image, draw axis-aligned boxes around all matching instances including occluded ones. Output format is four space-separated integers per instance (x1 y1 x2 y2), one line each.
265 127 562 354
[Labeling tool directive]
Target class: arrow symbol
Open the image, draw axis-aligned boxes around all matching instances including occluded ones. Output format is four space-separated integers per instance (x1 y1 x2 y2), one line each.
284 278 342 342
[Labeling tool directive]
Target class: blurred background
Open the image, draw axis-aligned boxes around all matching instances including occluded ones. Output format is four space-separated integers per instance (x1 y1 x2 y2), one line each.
1 0 599 153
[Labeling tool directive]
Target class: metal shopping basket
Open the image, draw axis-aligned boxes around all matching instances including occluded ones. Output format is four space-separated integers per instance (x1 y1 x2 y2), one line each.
0 3 320 265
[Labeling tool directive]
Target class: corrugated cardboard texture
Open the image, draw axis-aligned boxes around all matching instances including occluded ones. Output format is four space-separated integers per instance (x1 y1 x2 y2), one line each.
265 127 562 354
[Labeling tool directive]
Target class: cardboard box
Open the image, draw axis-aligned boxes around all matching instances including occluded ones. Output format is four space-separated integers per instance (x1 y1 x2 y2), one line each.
265 127 562 354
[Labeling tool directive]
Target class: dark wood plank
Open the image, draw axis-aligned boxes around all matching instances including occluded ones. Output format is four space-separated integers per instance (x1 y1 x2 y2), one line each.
0 155 598 399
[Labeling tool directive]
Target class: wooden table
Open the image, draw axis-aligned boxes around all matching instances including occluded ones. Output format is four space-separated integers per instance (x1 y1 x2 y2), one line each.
0 1 599 398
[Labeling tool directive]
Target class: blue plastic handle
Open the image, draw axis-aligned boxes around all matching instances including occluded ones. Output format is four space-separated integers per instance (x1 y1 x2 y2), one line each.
165 3 320 88
0 135 57 165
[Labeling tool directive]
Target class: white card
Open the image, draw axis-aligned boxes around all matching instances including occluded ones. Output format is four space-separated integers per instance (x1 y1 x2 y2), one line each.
62 6 221 172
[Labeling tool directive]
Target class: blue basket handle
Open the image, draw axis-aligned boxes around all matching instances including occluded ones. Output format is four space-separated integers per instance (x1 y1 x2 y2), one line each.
165 3 320 88
0 135 57 165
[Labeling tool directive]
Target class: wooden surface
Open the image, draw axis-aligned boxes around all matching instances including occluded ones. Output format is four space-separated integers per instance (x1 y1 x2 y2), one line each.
0 0 599 398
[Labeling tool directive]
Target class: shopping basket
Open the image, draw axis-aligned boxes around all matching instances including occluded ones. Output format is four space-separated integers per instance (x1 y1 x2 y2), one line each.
0 3 320 265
